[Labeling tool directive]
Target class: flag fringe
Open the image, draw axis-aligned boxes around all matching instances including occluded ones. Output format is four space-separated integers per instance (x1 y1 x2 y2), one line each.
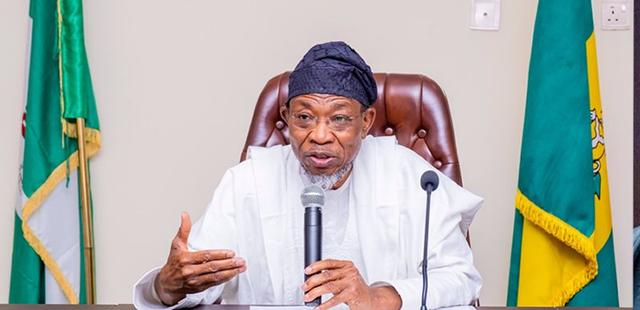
515 190 598 306
62 120 100 141
20 130 100 304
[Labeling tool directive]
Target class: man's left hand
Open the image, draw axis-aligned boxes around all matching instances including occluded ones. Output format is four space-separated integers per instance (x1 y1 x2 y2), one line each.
302 259 401 309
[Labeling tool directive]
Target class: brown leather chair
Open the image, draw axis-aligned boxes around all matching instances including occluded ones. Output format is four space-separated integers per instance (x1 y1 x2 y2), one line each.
240 72 463 186
241 71 477 305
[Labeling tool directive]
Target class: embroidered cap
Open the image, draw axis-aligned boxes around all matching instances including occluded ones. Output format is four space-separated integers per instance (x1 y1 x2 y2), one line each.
287 41 378 108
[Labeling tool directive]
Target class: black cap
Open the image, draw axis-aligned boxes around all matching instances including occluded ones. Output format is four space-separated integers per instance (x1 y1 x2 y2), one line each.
287 41 377 108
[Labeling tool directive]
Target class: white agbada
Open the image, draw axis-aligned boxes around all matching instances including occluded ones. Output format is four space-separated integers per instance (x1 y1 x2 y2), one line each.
133 136 482 309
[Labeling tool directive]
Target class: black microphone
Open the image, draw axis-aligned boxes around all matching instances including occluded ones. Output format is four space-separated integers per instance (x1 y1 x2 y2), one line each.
301 185 324 307
419 170 439 310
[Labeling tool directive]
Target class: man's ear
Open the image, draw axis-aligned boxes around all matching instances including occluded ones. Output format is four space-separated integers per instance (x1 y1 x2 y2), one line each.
361 107 376 138
280 105 289 125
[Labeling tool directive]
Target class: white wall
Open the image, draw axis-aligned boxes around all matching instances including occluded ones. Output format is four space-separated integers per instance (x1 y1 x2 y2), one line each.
0 0 633 306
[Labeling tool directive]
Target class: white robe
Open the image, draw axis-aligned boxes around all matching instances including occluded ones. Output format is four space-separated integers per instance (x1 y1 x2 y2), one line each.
133 136 483 309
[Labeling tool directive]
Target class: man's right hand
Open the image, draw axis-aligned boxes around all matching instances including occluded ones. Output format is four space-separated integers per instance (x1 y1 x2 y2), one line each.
154 212 247 306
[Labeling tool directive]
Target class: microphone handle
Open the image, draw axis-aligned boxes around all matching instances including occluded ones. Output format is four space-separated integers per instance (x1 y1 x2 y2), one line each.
421 185 432 310
304 206 322 307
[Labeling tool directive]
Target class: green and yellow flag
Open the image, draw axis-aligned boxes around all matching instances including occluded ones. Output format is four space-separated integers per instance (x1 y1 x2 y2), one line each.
10 0 100 304
507 0 618 306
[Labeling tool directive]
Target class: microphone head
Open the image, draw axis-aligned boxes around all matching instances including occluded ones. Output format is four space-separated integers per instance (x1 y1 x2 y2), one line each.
301 185 325 207
420 170 440 191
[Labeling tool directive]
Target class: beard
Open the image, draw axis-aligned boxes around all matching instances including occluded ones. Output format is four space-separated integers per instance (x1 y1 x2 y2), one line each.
300 162 353 191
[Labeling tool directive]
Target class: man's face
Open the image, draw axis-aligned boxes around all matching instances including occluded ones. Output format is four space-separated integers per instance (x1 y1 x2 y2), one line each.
283 94 376 176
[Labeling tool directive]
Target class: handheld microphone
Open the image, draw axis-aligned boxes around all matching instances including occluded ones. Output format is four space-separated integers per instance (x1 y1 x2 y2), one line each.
301 185 324 307
419 170 439 310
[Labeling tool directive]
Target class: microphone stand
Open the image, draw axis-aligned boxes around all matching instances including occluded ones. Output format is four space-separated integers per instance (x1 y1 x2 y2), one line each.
421 184 433 310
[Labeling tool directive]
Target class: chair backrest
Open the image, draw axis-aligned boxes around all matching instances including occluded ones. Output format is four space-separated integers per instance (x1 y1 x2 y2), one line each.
240 72 475 304
240 72 463 186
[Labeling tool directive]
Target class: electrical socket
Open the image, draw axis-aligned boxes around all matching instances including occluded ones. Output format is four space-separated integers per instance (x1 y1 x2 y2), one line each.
601 0 631 30
469 0 501 31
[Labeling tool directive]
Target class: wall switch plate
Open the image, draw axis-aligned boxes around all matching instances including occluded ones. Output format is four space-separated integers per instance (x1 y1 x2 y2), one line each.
601 0 631 30
470 0 501 31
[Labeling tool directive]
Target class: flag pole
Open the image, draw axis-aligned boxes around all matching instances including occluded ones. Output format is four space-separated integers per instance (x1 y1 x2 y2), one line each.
76 117 96 304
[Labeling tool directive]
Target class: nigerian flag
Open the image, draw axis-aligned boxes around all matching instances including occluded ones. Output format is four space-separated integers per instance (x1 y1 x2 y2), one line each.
506 0 618 306
10 0 100 304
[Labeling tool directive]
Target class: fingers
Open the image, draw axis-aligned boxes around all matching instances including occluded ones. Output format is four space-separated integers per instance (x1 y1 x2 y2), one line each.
302 269 343 292
172 212 192 251
186 257 246 277
184 249 236 264
303 278 347 303
177 212 192 242
315 294 346 310
184 266 247 290
305 259 349 275
302 260 369 308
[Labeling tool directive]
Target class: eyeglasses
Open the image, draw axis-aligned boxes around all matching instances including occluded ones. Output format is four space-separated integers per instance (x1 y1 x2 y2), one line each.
288 112 363 131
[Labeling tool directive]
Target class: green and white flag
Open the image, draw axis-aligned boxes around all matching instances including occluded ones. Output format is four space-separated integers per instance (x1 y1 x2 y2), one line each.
10 0 100 304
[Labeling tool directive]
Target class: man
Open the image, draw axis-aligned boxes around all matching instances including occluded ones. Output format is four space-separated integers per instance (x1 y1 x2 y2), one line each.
134 41 482 309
